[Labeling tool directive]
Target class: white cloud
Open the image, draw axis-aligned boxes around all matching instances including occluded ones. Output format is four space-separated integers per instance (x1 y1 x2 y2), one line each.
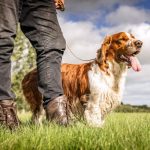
106 6 150 25
59 17 102 63
124 64 150 106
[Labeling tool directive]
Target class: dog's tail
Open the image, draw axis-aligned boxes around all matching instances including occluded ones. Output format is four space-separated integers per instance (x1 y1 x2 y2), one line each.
22 69 42 112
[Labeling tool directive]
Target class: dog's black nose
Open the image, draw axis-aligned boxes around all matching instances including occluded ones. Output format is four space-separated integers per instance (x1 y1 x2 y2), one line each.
134 40 143 48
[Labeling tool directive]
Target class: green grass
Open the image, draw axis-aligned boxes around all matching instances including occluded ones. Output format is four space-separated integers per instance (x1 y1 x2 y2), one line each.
0 112 150 150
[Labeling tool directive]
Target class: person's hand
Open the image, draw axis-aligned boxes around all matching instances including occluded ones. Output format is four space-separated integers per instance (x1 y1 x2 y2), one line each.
54 0 65 11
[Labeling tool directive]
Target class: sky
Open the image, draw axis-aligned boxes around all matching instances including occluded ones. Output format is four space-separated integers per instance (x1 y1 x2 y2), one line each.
57 0 150 106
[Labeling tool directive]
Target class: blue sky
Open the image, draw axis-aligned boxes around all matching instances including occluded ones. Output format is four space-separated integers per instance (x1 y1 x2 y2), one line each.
64 0 150 25
57 0 150 106
137 0 150 9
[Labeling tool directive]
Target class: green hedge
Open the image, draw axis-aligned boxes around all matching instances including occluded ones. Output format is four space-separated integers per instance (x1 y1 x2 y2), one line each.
115 104 150 113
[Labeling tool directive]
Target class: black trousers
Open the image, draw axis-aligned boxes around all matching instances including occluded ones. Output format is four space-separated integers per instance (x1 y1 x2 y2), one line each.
0 0 66 105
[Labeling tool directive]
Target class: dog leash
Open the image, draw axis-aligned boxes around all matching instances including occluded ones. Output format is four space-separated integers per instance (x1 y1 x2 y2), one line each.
66 44 96 62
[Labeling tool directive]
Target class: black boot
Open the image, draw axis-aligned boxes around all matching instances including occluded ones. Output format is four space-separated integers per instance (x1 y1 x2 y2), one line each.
45 95 68 126
0 100 20 130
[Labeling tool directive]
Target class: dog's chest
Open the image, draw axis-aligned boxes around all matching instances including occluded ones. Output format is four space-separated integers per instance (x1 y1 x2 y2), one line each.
88 64 114 93
87 63 127 96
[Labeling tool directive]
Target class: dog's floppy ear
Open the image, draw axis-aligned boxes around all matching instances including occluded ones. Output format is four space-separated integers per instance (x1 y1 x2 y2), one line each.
97 36 112 72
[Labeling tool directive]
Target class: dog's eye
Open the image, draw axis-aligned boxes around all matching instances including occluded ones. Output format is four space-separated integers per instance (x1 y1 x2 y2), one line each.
116 39 122 44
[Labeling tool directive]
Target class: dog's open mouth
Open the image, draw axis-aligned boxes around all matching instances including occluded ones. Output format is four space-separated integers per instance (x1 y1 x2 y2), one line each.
119 51 141 72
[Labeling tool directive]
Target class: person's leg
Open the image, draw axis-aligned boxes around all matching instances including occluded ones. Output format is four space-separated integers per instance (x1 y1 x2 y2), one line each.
20 0 68 125
0 0 20 129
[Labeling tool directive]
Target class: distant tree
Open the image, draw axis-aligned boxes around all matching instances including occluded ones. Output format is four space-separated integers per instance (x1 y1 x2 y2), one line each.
12 26 36 110
115 104 150 113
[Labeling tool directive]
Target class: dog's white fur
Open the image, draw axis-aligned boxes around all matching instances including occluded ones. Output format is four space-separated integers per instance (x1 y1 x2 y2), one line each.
85 61 127 127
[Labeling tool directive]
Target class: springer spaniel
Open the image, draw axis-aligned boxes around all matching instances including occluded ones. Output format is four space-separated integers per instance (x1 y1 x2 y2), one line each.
22 32 142 127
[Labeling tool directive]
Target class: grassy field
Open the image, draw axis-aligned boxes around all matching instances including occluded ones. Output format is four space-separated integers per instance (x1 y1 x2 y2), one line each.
0 112 150 150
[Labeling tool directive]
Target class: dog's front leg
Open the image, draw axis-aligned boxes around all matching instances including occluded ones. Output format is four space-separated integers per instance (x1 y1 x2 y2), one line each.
84 93 104 127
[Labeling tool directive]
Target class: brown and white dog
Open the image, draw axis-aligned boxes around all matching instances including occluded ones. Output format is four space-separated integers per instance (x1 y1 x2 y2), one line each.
22 32 142 127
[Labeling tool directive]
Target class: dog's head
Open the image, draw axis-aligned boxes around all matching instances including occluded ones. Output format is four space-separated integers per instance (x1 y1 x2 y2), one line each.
97 32 143 72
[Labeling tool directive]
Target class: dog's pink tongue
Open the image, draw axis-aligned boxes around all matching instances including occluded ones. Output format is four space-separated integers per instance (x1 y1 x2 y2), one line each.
129 56 141 72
